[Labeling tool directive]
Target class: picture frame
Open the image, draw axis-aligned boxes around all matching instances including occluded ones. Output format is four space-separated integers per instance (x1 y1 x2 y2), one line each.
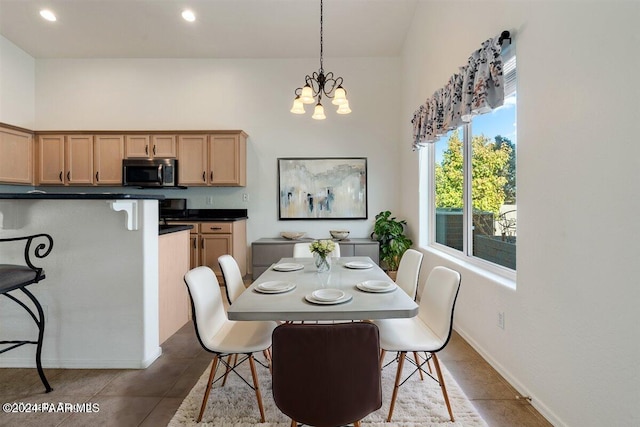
278 157 368 220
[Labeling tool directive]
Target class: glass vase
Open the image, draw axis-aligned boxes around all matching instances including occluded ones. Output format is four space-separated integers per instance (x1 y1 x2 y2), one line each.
314 253 331 273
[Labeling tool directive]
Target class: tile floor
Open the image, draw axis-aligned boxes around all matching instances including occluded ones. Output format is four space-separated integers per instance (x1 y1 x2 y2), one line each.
0 312 552 426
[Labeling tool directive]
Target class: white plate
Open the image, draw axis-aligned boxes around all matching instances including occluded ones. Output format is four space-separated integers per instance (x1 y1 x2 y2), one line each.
356 280 397 293
255 281 296 294
344 261 373 269
311 288 345 302
272 263 304 272
305 293 353 305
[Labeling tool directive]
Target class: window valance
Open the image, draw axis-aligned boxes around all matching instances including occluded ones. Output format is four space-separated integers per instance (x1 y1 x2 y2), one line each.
412 31 513 149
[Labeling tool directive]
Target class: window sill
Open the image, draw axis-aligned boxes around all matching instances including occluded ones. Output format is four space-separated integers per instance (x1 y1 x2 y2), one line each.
423 243 516 290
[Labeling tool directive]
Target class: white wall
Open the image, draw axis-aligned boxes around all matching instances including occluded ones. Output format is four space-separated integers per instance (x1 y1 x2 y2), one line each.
34 57 402 244
400 2 640 426
0 35 35 128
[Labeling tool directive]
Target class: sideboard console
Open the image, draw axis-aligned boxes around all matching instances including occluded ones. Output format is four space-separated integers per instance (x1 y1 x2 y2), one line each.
251 238 379 279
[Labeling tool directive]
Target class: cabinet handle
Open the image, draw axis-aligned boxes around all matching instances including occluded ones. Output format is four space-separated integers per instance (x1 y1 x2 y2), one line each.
59 171 63 182
210 171 214 181
95 171 99 181
201 239 204 249
67 171 70 181
153 145 156 155
145 145 148 155
193 239 197 249
202 171 206 182
210 227 222 231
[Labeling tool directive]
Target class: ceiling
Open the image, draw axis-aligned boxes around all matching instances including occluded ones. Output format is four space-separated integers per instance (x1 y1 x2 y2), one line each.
0 0 419 59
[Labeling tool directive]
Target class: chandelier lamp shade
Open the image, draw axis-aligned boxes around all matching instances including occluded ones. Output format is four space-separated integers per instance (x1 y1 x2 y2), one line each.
290 0 351 120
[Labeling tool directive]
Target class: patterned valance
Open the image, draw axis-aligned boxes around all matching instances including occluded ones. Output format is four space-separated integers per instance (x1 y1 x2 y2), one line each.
412 32 510 149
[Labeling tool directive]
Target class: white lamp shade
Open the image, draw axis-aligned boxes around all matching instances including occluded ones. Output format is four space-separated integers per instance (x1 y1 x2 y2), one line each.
290 97 305 114
336 100 351 114
300 85 315 104
331 86 347 105
312 103 326 120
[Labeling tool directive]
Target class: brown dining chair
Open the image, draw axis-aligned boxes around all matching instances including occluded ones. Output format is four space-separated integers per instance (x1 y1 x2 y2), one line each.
271 322 382 427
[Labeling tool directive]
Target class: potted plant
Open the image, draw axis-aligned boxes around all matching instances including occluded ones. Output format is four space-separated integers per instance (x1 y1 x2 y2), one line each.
370 211 413 280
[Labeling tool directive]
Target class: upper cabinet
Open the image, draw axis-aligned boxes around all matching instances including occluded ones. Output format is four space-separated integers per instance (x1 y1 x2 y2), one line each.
178 132 247 187
37 134 123 186
0 126 34 185
125 134 176 159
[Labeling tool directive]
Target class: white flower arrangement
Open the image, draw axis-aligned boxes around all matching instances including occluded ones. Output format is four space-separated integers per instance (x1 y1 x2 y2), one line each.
309 239 335 257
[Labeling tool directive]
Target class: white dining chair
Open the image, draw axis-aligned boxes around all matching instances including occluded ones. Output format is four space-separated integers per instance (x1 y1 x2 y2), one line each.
395 249 424 300
374 266 461 422
218 254 246 305
184 266 277 423
292 242 341 258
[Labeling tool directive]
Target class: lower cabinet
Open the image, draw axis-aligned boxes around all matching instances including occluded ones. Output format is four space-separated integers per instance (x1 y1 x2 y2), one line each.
251 238 379 279
158 229 191 344
169 220 247 285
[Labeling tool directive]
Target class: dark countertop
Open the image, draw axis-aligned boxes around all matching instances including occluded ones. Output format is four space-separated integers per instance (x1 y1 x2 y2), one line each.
0 192 164 200
159 224 194 235
162 208 248 221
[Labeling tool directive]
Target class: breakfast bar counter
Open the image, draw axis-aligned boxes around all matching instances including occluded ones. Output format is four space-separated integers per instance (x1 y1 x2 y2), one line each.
0 193 165 369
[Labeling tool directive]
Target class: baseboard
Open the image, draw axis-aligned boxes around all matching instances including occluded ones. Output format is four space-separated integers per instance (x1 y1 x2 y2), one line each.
453 325 566 427
0 346 162 369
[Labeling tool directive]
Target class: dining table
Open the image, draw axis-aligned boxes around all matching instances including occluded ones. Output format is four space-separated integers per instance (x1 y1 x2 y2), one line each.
227 256 419 322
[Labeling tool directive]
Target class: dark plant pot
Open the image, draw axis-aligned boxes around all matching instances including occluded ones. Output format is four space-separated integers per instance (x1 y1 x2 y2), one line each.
386 270 398 281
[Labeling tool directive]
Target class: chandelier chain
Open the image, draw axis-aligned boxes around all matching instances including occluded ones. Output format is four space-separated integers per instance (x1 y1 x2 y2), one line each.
319 0 324 72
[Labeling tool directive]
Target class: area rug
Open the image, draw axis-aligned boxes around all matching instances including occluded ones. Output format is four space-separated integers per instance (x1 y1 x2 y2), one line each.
169 354 487 427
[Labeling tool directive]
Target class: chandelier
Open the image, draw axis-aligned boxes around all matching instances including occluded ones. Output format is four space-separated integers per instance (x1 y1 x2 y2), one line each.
290 0 351 120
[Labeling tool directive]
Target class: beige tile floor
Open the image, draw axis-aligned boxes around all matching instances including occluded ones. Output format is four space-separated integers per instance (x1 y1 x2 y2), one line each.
0 314 552 427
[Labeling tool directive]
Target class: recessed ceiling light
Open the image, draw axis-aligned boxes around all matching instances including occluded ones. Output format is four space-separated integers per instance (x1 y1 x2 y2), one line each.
39 9 57 22
181 9 196 22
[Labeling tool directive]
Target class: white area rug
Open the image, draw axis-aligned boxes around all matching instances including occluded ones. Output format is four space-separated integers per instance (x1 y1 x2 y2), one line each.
169 354 487 427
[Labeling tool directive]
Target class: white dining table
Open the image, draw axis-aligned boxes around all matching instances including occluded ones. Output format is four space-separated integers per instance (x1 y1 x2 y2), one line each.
227 256 419 322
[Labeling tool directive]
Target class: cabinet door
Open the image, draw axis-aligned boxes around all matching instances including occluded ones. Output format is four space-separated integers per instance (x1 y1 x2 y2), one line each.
201 234 232 284
66 135 94 185
94 135 124 185
124 135 150 158
190 236 201 269
209 134 246 186
38 135 66 185
0 127 33 184
152 135 177 158
177 135 208 185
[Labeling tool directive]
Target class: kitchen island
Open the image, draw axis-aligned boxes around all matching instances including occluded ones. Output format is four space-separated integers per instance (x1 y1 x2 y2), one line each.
0 193 170 369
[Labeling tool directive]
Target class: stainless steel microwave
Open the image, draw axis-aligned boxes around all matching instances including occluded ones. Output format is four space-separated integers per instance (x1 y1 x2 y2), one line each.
122 159 177 187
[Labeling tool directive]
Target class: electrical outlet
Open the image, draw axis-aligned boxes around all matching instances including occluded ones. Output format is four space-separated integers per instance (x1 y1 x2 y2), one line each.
242 193 249 202
497 312 505 329
206 196 214 205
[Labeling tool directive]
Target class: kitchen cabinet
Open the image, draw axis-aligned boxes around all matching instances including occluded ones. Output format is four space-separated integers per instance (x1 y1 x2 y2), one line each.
167 220 247 285
251 238 379 279
94 135 124 185
158 228 191 344
177 132 246 186
37 134 93 185
37 134 122 186
0 126 34 185
125 134 176 159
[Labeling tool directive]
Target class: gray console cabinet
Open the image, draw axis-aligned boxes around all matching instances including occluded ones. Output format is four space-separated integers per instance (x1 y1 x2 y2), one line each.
251 238 379 279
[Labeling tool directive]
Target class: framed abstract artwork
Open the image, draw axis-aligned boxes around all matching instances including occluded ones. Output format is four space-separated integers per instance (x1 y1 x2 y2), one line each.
278 157 368 220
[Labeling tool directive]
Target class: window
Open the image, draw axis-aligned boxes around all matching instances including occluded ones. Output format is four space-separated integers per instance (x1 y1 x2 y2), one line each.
430 51 516 272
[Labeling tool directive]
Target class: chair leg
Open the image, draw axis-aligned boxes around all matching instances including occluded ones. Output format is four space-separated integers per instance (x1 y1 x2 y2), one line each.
198 356 220 422
379 349 386 369
263 348 273 374
431 353 455 422
221 354 236 386
387 351 406 422
413 351 424 380
248 355 266 422
354 421 362 427
290 419 297 427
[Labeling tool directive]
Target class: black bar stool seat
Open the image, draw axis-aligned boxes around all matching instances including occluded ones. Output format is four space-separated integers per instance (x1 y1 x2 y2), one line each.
0 234 54 393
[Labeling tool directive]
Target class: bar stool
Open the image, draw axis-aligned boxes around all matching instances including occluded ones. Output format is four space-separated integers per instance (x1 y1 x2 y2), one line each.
0 233 54 392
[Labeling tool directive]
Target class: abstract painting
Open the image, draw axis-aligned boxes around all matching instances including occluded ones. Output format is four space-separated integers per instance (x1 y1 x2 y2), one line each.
278 157 367 220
